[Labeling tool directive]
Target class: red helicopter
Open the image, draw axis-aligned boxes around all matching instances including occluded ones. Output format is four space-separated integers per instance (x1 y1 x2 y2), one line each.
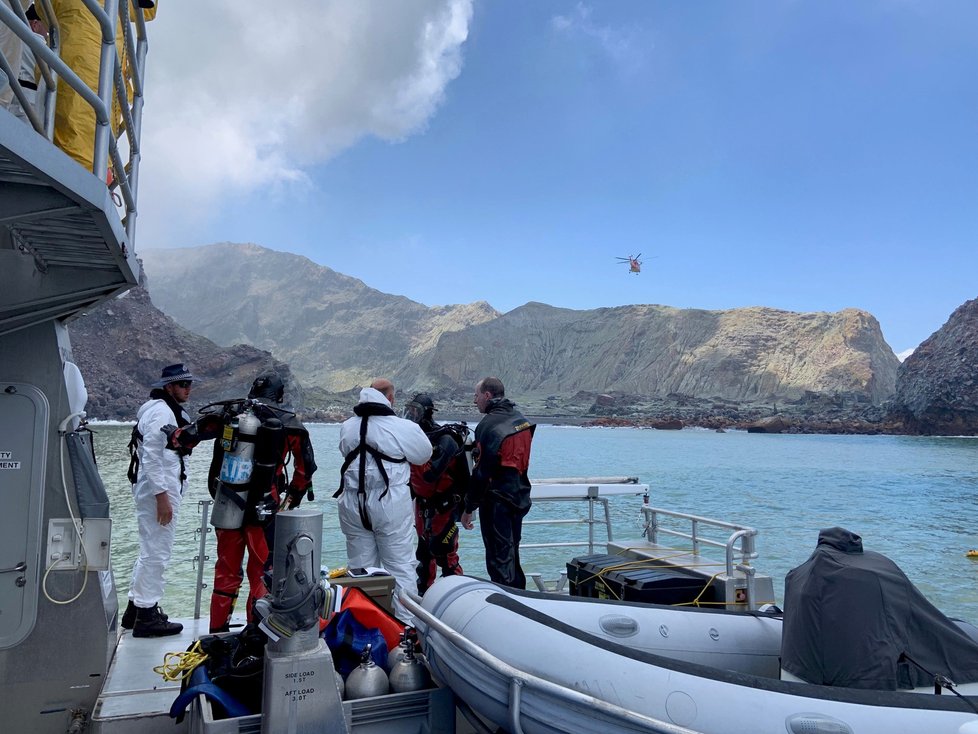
616 254 642 274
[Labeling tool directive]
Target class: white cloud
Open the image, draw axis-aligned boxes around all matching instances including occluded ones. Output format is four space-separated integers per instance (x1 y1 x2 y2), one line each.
136 0 472 246
896 347 915 362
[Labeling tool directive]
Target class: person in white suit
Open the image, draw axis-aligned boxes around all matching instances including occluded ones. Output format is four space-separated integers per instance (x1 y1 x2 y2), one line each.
123 363 196 637
336 379 432 623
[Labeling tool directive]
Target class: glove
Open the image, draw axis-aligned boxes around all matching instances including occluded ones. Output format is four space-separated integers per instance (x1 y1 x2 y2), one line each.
193 414 224 441
285 484 308 508
160 423 200 453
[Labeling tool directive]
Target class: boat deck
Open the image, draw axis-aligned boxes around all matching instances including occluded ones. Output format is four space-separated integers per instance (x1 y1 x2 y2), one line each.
92 616 247 734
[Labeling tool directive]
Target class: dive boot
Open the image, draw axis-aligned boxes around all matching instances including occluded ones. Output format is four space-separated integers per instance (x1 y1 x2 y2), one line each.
121 600 137 629
132 604 183 638
122 600 170 630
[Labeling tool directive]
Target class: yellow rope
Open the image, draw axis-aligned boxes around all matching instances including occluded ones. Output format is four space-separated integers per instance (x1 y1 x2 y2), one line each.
153 640 208 682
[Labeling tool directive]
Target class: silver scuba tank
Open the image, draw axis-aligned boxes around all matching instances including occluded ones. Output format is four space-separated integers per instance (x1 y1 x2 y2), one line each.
211 409 261 529
388 641 431 693
344 644 389 700
386 627 415 671
335 669 345 699
219 410 261 484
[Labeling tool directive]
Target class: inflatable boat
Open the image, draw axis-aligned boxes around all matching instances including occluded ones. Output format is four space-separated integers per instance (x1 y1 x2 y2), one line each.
411 529 978 734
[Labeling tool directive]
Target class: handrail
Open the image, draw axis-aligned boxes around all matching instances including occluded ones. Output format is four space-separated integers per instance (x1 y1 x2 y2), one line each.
641 505 759 577
192 499 213 620
520 489 616 591
401 590 699 734
0 0 149 247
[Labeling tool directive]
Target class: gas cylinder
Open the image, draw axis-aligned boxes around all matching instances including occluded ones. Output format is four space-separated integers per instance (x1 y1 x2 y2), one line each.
388 641 431 693
344 644 389 700
211 409 262 529
219 410 261 484
386 627 415 671
334 669 345 699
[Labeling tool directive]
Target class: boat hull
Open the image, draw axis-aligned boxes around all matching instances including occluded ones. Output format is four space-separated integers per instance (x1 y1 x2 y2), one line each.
417 576 978 734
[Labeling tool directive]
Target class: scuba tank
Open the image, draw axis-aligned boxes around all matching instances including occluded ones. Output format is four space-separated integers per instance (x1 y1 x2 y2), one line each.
345 644 389 700
388 639 431 693
211 409 261 529
334 669 346 699
219 410 261 483
249 417 285 522
386 627 416 671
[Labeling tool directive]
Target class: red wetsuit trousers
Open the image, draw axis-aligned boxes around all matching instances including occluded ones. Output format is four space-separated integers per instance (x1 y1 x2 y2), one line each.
209 525 269 632
414 503 463 593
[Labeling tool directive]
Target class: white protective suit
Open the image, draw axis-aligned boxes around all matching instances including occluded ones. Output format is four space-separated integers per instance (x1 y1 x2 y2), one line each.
128 396 191 608
337 387 432 622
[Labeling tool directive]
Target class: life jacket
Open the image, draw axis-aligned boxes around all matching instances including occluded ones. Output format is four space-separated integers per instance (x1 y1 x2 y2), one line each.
472 400 535 511
333 402 407 531
474 400 534 471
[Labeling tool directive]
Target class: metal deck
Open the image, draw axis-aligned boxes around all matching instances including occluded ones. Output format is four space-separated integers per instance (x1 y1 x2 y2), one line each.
92 615 248 734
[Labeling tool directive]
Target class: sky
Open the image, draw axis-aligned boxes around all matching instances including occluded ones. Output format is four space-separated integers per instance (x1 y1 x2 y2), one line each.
136 1 978 358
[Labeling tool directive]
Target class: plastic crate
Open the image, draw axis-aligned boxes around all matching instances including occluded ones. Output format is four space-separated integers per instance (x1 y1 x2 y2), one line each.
330 574 396 614
190 685 455 734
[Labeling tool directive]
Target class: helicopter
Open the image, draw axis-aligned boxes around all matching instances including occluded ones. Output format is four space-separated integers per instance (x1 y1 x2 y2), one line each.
616 254 642 274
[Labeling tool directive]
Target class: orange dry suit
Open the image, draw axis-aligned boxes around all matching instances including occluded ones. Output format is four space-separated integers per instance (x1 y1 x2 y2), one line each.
206 402 316 633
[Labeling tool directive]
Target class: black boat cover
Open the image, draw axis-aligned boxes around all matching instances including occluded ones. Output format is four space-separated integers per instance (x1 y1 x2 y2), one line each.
781 526 978 690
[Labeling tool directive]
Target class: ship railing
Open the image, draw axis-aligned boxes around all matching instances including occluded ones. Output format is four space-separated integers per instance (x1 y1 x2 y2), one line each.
0 0 149 244
521 476 647 592
402 590 699 734
191 498 213 620
641 505 759 603
187 480 650 616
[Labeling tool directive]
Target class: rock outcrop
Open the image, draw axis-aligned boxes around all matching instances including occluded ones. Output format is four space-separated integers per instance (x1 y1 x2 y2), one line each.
408 301 899 404
889 298 978 435
139 243 499 390
139 244 899 411
68 277 303 420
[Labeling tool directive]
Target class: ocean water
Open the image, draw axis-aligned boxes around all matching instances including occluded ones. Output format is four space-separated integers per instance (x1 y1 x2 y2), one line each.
90 422 978 621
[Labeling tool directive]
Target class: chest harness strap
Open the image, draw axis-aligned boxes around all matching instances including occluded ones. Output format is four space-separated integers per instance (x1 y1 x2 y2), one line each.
333 414 406 531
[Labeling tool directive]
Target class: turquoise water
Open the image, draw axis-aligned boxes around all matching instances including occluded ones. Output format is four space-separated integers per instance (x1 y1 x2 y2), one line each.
91 423 978 620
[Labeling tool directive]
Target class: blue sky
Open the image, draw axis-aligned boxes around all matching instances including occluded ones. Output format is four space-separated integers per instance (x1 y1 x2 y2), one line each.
139 1 977 357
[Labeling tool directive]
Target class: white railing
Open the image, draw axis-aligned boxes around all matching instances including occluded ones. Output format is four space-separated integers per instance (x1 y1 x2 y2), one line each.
641 505 760 607
522 477 648 591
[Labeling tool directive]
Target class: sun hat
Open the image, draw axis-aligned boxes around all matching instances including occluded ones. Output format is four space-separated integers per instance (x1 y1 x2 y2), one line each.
151 363 196 387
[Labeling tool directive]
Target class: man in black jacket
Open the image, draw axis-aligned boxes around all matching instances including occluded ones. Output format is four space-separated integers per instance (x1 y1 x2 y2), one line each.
461 377 535 589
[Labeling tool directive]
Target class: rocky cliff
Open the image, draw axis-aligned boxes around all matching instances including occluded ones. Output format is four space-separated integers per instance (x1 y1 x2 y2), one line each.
401 302 899 404
139 243 499 390
139 243 900 411
67 277 310 420
889 298 978 435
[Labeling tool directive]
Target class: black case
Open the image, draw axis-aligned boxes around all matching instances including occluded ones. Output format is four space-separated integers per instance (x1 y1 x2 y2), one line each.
567 553 717 605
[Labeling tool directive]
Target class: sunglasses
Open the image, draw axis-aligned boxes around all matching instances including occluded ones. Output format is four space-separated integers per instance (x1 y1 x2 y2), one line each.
173 380 193 388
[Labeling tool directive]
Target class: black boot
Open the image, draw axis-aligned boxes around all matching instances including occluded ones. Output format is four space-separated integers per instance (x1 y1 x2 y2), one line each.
123 600 170 630
132 604 183 638
121 600 137 630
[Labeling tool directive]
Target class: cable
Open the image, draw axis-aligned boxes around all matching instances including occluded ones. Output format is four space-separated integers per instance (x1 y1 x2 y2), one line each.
153 640 208 682
41 415 91 605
